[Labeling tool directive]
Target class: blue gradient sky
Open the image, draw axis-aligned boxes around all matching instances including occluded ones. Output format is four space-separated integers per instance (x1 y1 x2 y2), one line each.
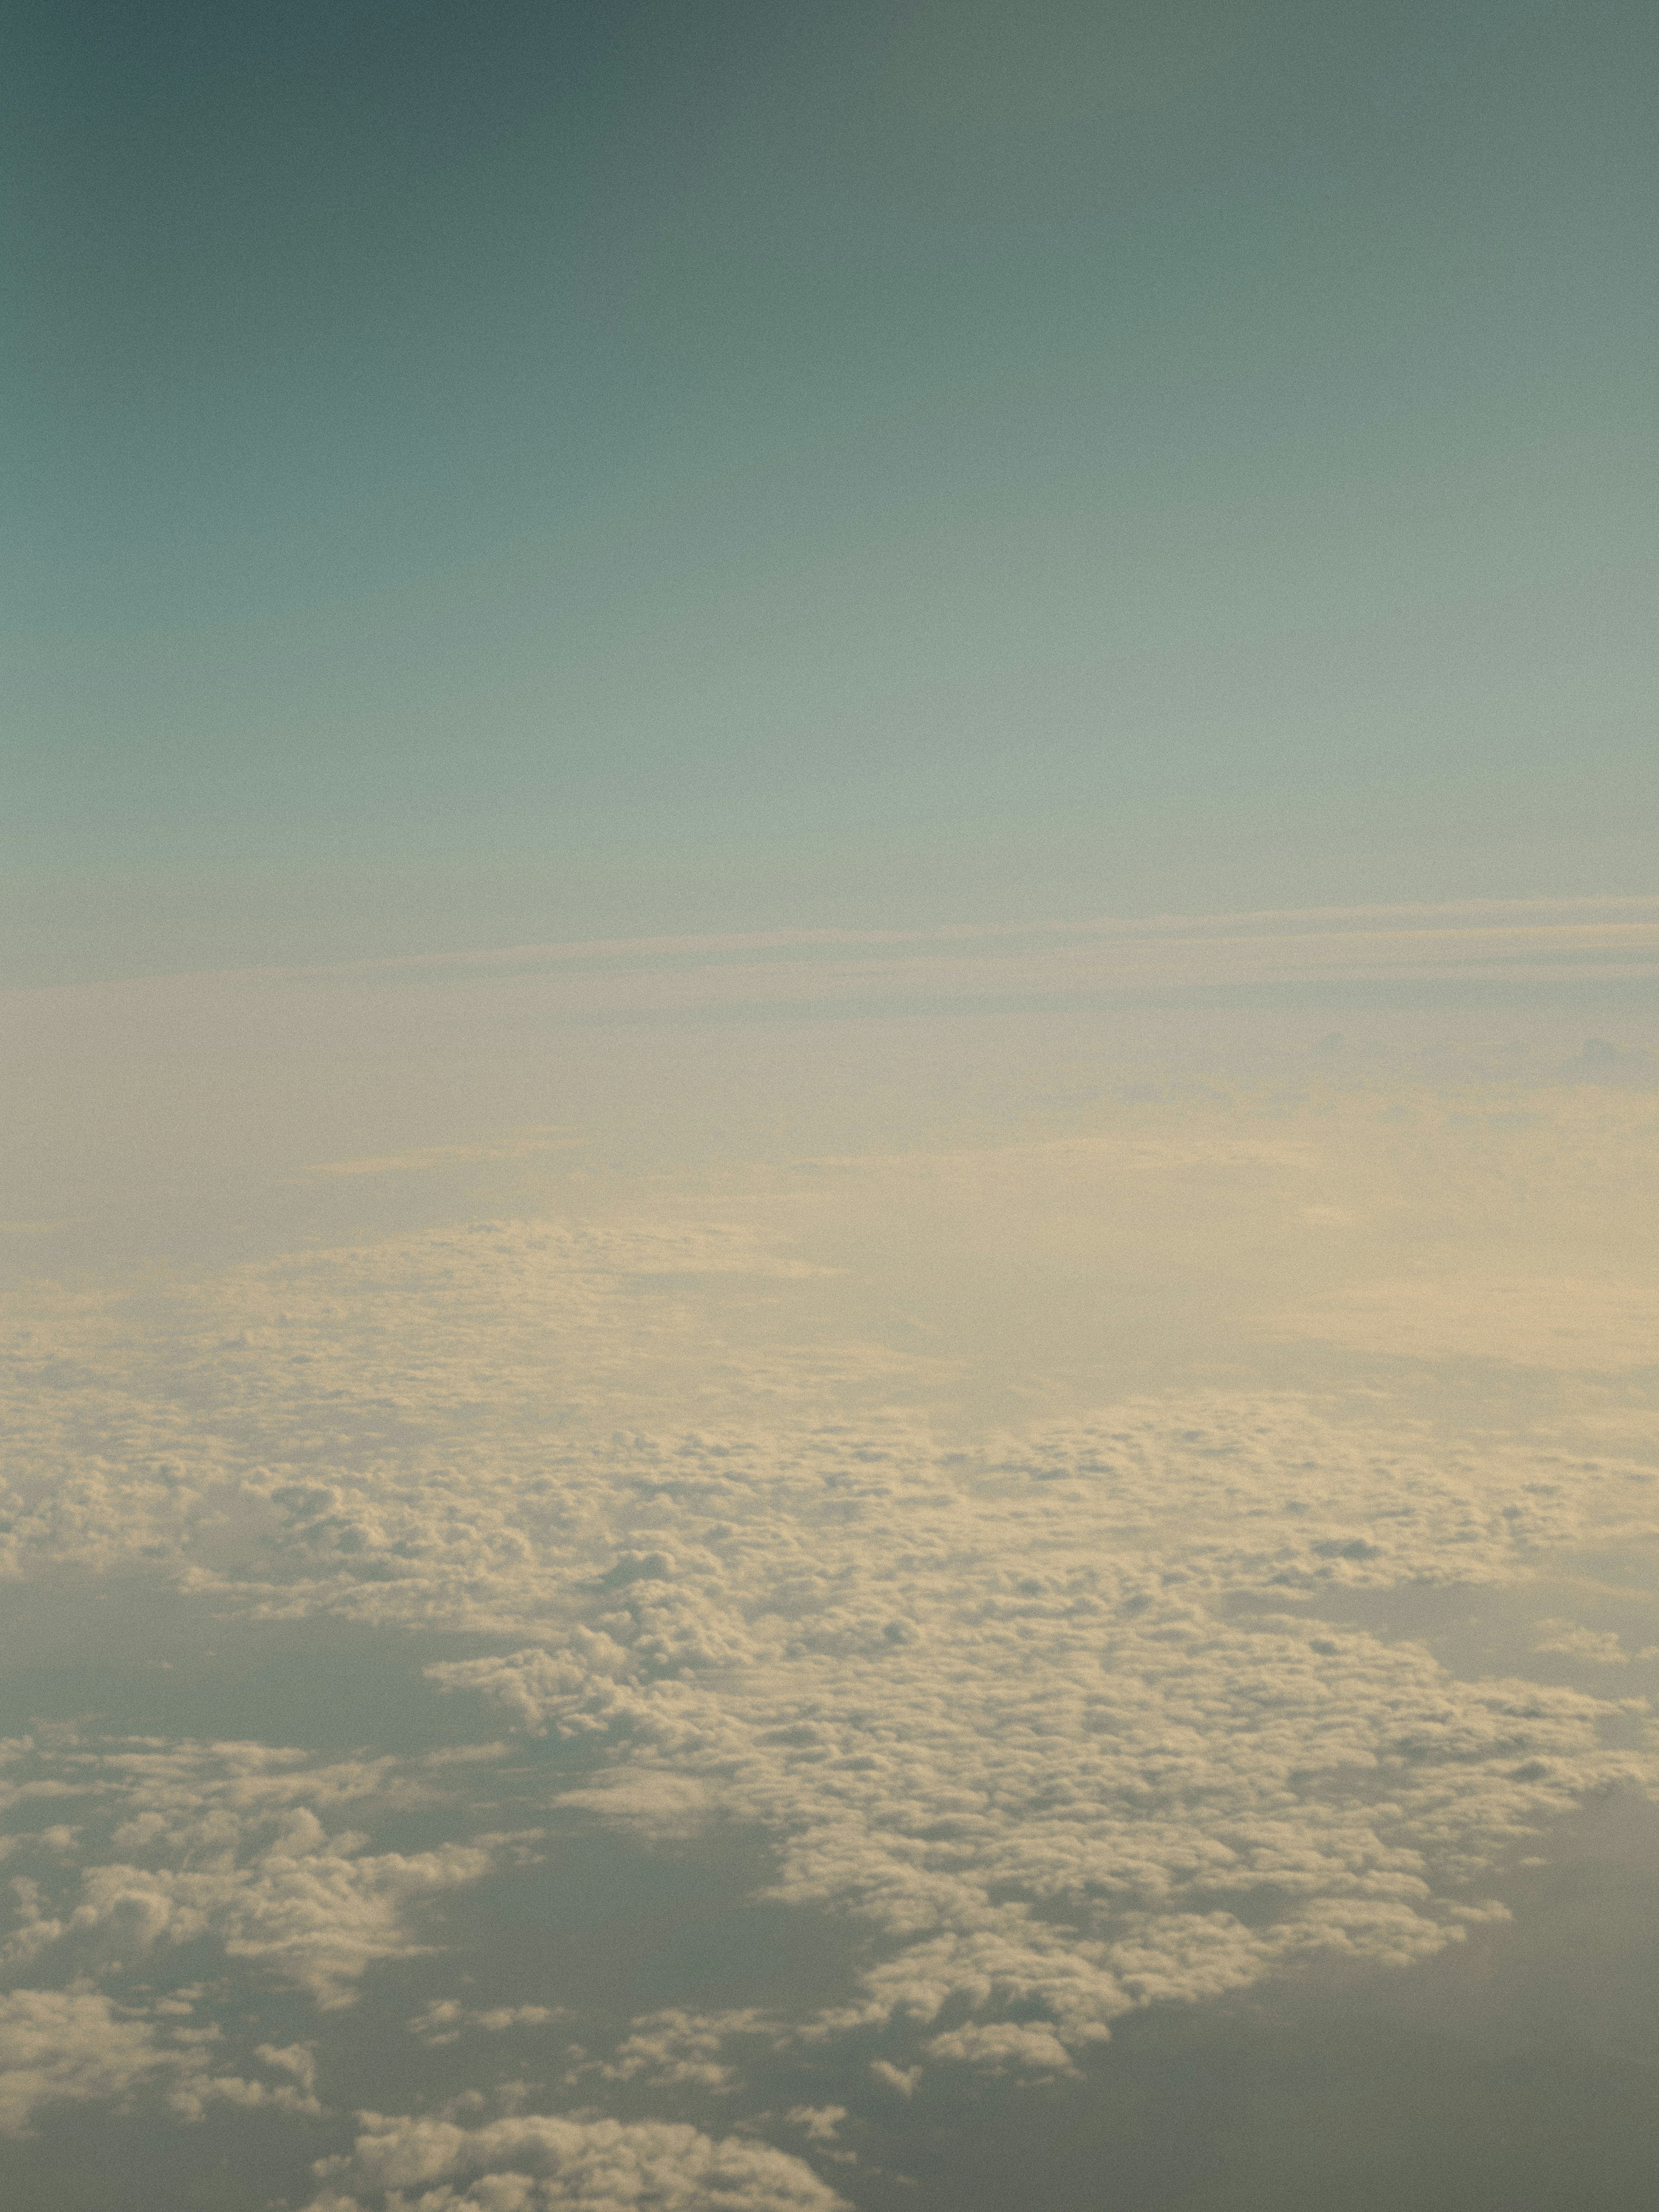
6 0 1655 980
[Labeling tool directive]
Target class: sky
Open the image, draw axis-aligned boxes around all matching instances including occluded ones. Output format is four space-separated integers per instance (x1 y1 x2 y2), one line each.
6 0 1657 979
4 7 1659 2212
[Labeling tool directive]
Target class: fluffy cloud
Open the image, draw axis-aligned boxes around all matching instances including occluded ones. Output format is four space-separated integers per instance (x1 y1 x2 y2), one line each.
0 1217 906 1597
1531 1618 1659 1666
0 1988 181 2136
410 2002 563 2047
0 1734 519 2141
574 2010 776 2095
0 1987 321 2137
0 1737 499 2009
4 1198 1659 2121
304 2111 848 2211
418 1403 1657 2074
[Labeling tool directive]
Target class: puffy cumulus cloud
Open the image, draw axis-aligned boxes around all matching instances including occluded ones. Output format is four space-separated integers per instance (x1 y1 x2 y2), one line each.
551 1770 718 1841
5 1211 1659 2100
572 2011 779 2095
304 2110 849 2211
421 1407 1659 2075
0 1987 321 2136
411 2002 563 2047
0 1988 180 2135
0 1218 921 1598
1531 1618 1659 1666
0 1733 521 2133
0 1737 500 2009
782 2107 845 2142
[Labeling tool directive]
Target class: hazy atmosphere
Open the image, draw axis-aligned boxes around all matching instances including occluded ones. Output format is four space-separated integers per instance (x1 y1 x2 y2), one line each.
5 5 1658 2208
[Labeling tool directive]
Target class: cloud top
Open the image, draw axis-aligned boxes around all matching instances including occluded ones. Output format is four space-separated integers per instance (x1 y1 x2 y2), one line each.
305 2111 849 2212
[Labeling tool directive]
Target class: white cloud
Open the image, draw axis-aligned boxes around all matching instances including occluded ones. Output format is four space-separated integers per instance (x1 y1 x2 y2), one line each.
1531 1618 1650 1666
573 2011 777 2095
867 2061 918 2098
0 1738 498 2009
300 1131 577 1179
0 1989 176 2136
783 2106 845 2142
541 1770 717 1841
304 2110 849 2211
5 1191 1659 2116
411 2002 563 2047
90 896 1659 1022
0 1988 323 2136
415 1401 1658 2075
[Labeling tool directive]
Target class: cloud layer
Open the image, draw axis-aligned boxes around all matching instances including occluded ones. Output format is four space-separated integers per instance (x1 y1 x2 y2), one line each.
3 1180 1657 2175
305 2111 848 2212
0 1732 516 2136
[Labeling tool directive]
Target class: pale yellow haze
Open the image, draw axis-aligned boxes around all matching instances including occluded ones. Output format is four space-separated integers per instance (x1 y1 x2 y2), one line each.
5 895 1655 1431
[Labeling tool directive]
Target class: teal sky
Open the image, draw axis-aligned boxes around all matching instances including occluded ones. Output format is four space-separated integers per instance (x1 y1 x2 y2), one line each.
6 0 1655 982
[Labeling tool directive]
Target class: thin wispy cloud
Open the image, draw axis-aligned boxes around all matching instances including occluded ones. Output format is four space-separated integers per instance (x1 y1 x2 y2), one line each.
299 1129 578 1179
15 899 1659 1031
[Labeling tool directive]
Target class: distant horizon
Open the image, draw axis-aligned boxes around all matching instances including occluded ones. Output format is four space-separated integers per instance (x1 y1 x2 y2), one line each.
7 888 1659 996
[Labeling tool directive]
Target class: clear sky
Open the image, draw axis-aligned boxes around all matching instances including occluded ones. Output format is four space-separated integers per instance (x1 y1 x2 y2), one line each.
7 0 1656 981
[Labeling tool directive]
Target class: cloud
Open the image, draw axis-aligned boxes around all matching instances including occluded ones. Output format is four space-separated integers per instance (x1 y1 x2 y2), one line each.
922 2021 1076 2075
0 1989 178 2136
867 2061 919 2098
573 2011 778 2095
420 1402 1659 2075
547 1771 718 1841
1531 1619 1656 1666
0 1738 499 2009
300 1131 577 1179
0 1733 524 2134
304 2110 849 2211
0 1989 322 2137
783 2106 845 2142
0 1217 867 1592
411 2002 563 2047
43 896 1659 1026
5 1201 1659 2113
